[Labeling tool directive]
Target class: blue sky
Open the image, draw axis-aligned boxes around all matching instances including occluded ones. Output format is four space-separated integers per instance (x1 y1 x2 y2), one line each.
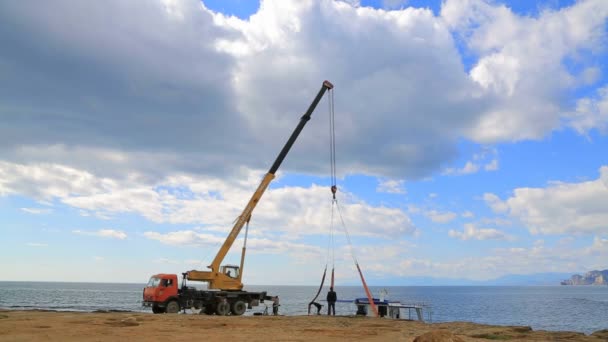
1 0 607 285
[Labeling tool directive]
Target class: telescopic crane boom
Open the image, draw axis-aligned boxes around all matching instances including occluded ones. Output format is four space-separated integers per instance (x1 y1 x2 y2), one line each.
186 80 334 290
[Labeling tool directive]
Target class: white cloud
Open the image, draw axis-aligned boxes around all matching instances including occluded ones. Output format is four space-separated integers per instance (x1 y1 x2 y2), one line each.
586 236 608 255
484 159 498 171
73 229 127 240
144 231 225 247
445 147 499 174
351 235 606 280
0 0 605 185
485 166 608 235
144 231 323 261
479 217 511 226
0 161 116 200
0 1 607 283
0 160 184 223
448 223 512 241
462 211 474 218
217 0 484 179
424 210 457 223
0 161 417 239
376 179 406 194
64 188 165 223
483 193 509 213
20 208 53 215
442 0 608 142
564 85 608 135
444 161 480 175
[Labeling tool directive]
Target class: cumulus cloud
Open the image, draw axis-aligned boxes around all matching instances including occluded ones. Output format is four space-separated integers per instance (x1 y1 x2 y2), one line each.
20 208 53 215
0 161 116 200
0 0 480 182
462 211 474 218
442 0 608 142
0 0 606 184
0 160 415 239
376 179 406 194
484 166 608 235
144 230 225 246
73 229 128 240
565 85 608 134
0 0 248 182
1 0 608 282
586 236 608 255
144 230 323 261
448 223 512 240
217 0 485 179
483 193 509 213
444 161 480 175
424 210 457 223
444 147 499 175
484 159 499 171
357 234 606 280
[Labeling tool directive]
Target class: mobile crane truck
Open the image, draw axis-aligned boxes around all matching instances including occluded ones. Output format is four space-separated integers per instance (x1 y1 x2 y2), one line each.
143 80 334 315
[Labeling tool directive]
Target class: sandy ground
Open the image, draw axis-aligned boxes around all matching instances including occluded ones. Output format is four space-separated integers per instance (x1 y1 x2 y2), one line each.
1 310 607 342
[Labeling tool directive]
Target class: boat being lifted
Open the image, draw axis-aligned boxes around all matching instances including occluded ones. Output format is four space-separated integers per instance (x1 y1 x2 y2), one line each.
345 290 433 322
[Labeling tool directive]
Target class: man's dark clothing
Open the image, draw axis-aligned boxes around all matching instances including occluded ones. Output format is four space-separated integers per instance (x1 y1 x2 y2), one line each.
272 297 280 316
309 301 323 315
326 290 337 316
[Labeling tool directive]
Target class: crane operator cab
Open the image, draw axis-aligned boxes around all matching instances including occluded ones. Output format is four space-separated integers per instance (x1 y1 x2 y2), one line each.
222 265 239 279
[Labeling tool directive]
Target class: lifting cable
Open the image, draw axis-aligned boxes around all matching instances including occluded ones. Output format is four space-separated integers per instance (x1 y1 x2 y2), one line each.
328 87 336 290
309 87 378 317
335 201 379 317
308 87 336 314
327 87 378 316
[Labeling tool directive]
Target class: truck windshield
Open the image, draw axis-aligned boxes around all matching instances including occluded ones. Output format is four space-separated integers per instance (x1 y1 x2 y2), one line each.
147 277 161 288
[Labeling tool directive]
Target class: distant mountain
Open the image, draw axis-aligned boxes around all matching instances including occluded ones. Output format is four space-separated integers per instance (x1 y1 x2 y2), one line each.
354 272 574 286
482 272 575 286
560 270 608 285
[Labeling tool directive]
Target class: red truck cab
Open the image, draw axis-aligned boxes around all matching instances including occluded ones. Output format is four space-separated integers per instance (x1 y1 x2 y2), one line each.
142 274 180 313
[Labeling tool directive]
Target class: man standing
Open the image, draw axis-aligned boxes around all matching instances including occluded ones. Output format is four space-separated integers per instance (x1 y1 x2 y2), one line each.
272 296 280 316
326 287 337 316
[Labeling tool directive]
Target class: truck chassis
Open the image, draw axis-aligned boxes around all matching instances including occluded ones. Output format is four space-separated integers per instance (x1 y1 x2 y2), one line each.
142 274 269 315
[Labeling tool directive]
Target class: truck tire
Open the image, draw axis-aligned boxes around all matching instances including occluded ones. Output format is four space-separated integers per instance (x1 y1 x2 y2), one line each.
231 300 247 316
152 305 164 314
204 305 215 315
216 301 230 316
166 300 180 314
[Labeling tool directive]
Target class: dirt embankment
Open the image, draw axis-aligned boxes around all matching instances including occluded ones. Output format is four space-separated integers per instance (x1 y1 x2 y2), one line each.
1 310 607 341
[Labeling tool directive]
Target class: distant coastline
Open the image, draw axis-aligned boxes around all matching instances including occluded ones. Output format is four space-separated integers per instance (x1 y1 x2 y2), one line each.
560 269 608 285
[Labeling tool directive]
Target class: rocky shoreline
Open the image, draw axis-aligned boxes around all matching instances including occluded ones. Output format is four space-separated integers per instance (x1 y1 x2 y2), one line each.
561 270 608 285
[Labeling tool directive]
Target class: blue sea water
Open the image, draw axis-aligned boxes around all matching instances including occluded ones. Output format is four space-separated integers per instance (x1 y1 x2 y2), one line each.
0 282 606 334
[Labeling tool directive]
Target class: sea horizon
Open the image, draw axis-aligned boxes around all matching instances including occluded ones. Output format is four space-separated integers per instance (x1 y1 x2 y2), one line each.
1 281 606 334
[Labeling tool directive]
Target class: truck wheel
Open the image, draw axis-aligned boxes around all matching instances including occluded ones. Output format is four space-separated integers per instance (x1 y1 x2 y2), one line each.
152 305 164 314
216 301 230 316
231 300 247 316
204 305 215 315
166 300 180 314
